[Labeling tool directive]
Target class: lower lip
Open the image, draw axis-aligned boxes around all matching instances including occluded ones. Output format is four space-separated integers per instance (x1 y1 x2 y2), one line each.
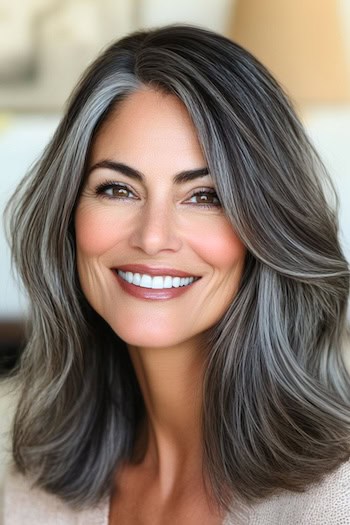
113 271 200 301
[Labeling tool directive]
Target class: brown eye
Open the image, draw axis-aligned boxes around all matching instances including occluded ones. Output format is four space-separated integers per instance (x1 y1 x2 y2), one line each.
95 182 136 200
111 186 129 198
187 190 221 207
196 193 217 204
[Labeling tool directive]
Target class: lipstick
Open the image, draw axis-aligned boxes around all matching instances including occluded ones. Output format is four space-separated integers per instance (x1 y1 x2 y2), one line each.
112 265 201 301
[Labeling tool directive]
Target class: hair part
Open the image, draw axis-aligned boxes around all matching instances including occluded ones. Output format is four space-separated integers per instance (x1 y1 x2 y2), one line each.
4 24 350 513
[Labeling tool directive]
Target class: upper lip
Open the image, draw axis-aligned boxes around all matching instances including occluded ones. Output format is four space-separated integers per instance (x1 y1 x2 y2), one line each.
114 264 201 278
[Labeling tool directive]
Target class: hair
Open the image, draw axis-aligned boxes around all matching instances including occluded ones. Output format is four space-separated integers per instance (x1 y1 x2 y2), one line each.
4 23 350 514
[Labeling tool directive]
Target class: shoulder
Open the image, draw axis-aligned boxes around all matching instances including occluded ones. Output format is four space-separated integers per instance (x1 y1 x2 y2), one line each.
2 467 109 525
232 459 350 525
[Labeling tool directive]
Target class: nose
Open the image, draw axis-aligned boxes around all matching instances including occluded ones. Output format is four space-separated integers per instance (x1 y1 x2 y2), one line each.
129 200 183 255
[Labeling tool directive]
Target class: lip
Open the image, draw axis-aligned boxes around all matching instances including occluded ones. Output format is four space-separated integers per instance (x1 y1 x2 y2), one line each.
114 264 200 278
113 270 201 301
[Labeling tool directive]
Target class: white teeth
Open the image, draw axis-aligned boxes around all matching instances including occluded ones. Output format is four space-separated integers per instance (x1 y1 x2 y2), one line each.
152 276 163 289
172 277 180 288
117 270 197 289
140 274 152 288
132 273 141 285
163 276 173 288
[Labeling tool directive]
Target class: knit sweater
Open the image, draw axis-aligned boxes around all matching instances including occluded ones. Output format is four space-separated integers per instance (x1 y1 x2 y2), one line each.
2 459 350 524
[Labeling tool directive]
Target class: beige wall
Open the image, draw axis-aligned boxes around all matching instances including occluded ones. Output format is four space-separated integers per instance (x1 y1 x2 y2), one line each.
229 0 350 106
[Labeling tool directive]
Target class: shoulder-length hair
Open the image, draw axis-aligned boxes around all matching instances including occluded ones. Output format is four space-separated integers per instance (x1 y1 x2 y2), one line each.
4 24 350 513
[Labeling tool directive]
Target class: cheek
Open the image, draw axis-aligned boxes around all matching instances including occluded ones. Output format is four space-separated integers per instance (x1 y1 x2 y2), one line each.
190 218 246 269
75 205 122 256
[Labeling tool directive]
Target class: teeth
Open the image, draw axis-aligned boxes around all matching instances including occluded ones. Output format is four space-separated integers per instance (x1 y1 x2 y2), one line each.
172 277 180 288
132 273 141 286
140 274 152 288
163 276 173 288
152 276 163 289
117 270 197 289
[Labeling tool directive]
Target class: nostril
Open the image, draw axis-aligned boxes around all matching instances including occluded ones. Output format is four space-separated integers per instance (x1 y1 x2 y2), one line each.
128 225 183 255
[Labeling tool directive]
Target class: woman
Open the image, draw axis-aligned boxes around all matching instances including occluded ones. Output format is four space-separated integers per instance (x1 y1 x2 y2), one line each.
3 24 350 524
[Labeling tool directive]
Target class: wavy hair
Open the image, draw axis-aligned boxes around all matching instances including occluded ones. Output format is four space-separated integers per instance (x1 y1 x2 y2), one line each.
4 24 350 513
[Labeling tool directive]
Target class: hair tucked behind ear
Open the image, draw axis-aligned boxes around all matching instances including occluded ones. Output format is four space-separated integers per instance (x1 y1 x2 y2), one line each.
4 24 350 513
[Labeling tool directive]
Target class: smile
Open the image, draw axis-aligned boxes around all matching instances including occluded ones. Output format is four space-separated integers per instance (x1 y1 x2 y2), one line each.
117 270 200 289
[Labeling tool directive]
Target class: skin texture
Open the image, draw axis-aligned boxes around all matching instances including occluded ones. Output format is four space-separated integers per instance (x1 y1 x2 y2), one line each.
75 88 246 519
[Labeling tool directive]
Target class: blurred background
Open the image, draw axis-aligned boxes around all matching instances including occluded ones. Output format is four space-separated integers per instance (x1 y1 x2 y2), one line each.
0 0 350 512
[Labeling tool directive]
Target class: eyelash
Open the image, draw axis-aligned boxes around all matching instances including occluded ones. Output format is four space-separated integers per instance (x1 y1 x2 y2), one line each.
94 180 222 208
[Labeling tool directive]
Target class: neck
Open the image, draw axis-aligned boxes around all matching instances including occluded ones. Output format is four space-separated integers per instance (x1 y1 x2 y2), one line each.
127 336 208 497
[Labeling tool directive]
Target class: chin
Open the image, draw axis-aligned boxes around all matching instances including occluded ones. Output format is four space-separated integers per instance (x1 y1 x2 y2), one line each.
108 321 189 349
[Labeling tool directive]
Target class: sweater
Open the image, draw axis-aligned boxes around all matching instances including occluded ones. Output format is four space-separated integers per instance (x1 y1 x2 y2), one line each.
2 459 350 524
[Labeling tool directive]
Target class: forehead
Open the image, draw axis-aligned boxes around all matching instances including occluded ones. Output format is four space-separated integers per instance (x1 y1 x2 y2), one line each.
89 88 206 168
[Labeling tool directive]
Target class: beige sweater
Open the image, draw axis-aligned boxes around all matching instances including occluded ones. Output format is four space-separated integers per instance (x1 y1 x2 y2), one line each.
2 459 350 524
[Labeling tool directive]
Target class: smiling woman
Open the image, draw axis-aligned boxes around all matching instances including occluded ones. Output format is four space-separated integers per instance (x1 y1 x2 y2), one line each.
75 89 246 349
3 24 350 525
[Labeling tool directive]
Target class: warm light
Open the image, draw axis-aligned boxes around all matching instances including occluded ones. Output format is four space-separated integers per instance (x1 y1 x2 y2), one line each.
228 0 350 106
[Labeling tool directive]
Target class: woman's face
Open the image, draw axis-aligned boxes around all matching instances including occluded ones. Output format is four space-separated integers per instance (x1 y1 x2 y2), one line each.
75 88 246 348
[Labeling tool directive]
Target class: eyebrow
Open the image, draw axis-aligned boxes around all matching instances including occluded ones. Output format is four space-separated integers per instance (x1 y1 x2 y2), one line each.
87 160 210 184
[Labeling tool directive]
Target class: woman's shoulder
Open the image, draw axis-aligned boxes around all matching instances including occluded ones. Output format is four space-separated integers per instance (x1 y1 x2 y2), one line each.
2 466 109 525
3 460 349 525
226 458 350 525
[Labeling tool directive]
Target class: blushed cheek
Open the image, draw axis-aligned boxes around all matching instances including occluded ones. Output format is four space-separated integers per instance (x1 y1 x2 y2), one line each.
74 207 121 256
193 221 246 268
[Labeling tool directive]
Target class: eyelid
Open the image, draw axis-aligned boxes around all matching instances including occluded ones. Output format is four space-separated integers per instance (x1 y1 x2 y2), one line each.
187 186 218 195
95 179 131 190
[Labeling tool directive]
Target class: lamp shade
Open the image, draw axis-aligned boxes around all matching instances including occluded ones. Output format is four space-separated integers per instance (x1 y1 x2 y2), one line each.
228 0 350 105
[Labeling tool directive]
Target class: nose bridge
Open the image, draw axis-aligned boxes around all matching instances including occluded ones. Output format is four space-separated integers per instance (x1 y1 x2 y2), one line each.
130 195 181 254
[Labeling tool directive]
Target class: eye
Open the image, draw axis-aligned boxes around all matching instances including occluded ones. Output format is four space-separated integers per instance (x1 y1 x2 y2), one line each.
95 181 137 200
186 188 221 208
